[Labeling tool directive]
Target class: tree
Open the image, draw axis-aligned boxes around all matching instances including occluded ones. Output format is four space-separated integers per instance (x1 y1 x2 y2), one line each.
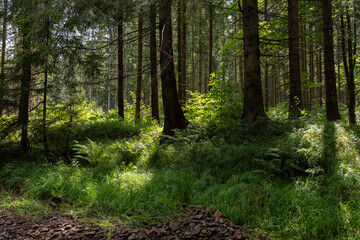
341 9 356 124
18 25 32 151
159 0 187 135
135 8 143 123
0 0 7 118
150 2 160 123
322 0 340 121
241 0 267 122
288 0 302 118
117 3 125 119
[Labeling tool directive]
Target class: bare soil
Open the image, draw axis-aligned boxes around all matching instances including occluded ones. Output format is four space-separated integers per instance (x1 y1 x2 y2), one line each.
0 206 270 240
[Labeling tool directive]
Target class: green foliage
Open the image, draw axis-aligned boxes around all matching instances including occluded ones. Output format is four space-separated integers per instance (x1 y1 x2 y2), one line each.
185 75 242 126
4 106 360 239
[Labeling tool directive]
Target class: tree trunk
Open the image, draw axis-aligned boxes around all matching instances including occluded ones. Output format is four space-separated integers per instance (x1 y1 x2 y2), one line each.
18 26 32 151
42 5 50 153
322 0 340 121
177 0 183 100
0 0 7 118
159 0 188 135
150 3 160 123
197 9 202 93
178 0 187 105
241 0 267 122
191 24 195 92
288 0 302 118
341 12 356 124
208 4 213 92
117 9 124 119
135 9 143 123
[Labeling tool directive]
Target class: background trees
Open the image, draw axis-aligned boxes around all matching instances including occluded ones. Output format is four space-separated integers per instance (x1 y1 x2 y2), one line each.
0 0 359 149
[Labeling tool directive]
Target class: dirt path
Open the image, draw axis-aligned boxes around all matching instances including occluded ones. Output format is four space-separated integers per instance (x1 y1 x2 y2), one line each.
0 206 270 239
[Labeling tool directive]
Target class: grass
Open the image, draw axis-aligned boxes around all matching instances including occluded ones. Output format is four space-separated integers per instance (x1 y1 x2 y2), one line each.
2 103 360 239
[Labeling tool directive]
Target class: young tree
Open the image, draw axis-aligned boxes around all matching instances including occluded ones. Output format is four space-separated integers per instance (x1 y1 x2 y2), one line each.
159 0 187 135
288 0 302 118
241 0 267 122
322 0 340 121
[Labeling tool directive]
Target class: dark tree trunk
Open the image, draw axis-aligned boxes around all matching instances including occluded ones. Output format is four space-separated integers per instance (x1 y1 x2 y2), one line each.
288 0 302 118
43 7 50 153
241 0 267 122
159 0 187 136
150 3 160 123
177 0 186 105
180 0 186 102
0 0 7 118
341 12 356 124
135 9 143 123
322 0 340 121
117 10 124 119
18 27 32 151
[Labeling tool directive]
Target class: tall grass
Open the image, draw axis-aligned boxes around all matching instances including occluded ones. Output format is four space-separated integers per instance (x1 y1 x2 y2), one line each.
2 102 360 239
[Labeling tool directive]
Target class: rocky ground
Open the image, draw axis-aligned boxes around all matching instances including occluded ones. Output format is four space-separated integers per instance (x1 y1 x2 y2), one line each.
0 206 270 240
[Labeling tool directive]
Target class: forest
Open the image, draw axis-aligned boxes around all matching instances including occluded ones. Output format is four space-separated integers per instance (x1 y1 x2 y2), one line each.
1 0 360 239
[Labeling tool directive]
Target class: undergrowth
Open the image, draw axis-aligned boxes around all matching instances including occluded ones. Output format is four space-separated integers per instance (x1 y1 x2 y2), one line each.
1 99 360 239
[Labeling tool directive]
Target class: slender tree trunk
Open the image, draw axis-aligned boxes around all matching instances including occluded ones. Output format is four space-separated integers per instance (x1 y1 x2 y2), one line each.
341 12 356 124
18 26 32 151
135 9 143 123
150 3 160 123
0 0 7 118
317 38 323 106
263 0 268 109
288 0 302 117
191 24 195 92
42 6 50 153
322 0 340 121
197 9 202 93
159 0 188 135
177 0 183 98
309 35 314 109
208 4 213 92
107 31 112 112
178 0 187 104
241 0 267 122
117 9 124 119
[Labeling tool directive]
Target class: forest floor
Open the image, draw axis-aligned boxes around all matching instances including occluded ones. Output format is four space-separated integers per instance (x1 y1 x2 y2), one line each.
0 205 270 240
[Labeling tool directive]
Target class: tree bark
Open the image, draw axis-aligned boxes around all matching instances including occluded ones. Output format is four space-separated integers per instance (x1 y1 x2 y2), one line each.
117 8 124 119
150 3 160 123
135 9 143 123
159 0 188 135
18 26 32 151
241 0 267 122
0 0 7 118
178 0 187 105
197 9 202 93
288 0 302 117
341 12 356 124
208 4 213 93
322 0 340 121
